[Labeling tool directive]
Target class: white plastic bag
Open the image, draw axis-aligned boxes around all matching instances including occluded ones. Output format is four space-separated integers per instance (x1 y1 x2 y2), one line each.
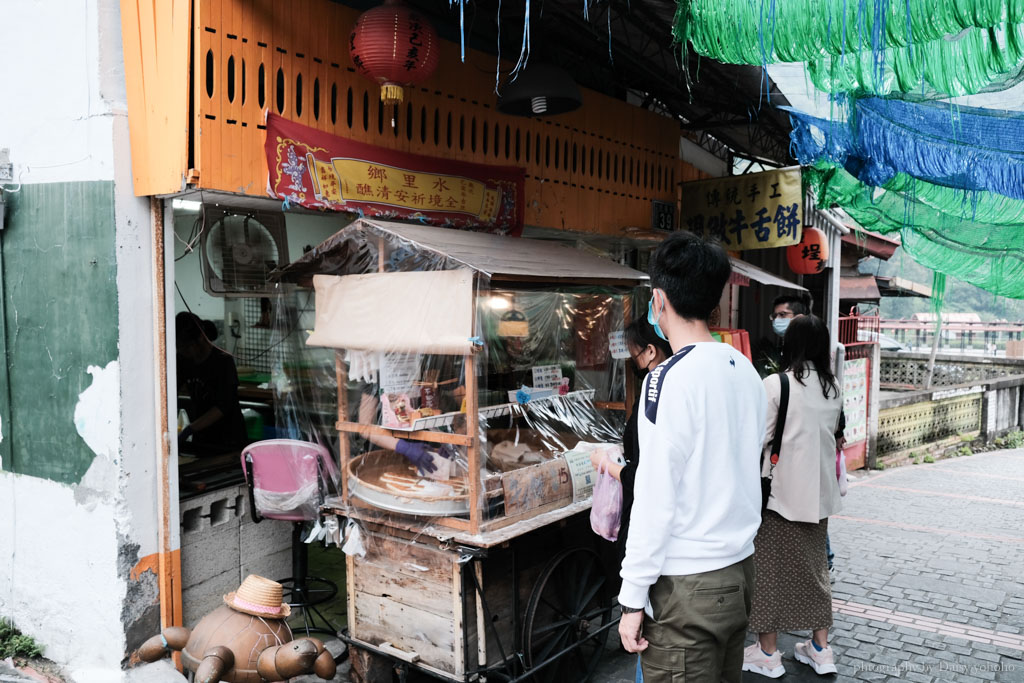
590 461 623 541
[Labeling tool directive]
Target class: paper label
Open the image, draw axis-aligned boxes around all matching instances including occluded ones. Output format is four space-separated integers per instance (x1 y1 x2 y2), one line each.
532 364 563 389
609 331 630 359
380 353 420 394
561 448 597 502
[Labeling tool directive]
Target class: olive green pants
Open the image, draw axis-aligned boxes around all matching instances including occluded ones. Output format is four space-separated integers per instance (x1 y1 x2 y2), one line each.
641 555 755 683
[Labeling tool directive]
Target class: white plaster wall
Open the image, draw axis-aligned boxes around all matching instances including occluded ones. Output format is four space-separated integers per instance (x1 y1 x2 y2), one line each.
0 3 175 682
0 1 118 185
0 471 125 676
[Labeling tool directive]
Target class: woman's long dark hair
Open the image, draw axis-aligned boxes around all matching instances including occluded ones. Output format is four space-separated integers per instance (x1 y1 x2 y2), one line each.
781 315 839 398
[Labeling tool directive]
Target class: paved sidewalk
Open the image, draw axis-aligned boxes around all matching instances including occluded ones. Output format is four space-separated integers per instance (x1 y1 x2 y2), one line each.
594 449 1024 683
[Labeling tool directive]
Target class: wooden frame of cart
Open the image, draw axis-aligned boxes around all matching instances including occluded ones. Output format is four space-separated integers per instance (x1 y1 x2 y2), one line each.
278 218 648 683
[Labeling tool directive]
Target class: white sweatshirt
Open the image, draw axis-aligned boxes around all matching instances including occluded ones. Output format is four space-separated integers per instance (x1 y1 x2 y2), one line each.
618 342 767 609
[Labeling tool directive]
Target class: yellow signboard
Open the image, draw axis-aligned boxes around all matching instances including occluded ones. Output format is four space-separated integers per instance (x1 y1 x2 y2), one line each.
681 166 803 250
308 155 501 222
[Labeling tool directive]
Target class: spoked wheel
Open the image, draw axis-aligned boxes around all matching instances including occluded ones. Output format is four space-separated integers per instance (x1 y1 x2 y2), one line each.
279 576 338 607
280 577 340 638
522 547 614 683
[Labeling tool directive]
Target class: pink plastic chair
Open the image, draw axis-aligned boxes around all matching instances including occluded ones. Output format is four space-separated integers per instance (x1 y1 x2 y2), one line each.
240 439 342 636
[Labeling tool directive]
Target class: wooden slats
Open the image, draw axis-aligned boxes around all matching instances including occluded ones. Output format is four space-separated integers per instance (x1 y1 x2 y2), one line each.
120 0 190 196
188 0 692 234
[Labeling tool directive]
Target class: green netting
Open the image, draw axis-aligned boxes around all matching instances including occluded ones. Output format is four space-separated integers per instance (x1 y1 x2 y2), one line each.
805 163 1024 297
807 23 1024 97
673 0 1024 65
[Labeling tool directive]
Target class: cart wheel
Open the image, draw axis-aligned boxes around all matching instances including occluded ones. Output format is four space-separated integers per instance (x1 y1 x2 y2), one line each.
522 547 613 683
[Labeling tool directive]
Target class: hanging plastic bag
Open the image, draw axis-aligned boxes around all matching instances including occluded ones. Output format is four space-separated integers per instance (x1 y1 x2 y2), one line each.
590 460 622 541
836 449 849 497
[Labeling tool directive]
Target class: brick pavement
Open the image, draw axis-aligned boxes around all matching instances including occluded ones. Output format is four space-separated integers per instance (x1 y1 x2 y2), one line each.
594 449 1024 683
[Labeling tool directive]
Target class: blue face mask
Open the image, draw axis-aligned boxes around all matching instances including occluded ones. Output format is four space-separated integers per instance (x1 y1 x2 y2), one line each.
772 317 791 337
647 294 669 342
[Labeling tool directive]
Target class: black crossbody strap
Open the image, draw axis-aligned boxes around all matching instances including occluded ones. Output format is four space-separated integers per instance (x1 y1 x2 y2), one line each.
769 373 790 466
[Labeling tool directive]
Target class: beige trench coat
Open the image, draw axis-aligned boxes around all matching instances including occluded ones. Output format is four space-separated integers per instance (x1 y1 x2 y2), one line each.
761 368 843 523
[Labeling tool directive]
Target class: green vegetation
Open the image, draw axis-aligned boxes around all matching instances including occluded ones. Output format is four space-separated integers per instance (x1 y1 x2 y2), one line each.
957 446 974 457
1005 430 1024 449
923 455 935 463
0 618 43 660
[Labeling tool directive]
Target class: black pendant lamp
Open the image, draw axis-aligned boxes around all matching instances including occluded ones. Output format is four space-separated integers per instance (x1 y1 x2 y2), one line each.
497 64 582 116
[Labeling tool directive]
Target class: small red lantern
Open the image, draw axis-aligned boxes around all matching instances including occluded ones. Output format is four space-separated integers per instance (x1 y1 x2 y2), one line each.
349 0 440 106
787 227 829 274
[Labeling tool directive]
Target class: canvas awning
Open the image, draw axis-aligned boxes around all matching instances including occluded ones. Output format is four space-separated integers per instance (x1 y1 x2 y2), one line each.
307 269 476 354
729 258 807 291
275 218 649 286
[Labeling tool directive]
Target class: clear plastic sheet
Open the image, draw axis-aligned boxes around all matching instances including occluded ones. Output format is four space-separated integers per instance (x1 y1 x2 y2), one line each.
243 439 341 521
269 218 644 537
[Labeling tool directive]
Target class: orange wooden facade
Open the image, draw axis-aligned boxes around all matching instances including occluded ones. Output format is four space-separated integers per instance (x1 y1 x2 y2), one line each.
124 0 703 235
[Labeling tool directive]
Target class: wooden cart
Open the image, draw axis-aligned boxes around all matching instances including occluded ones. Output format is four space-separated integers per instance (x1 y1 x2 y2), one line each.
280 219 647 683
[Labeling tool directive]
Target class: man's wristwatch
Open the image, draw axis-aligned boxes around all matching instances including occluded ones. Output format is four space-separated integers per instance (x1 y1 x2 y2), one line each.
619 603 644 614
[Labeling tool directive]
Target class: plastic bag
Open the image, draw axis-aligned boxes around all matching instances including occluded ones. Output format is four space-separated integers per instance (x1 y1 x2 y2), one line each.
590 461 623 541
836 449 848 497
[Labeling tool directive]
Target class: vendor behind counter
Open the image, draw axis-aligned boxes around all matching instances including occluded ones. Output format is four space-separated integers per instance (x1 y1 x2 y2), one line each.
176 312 250 457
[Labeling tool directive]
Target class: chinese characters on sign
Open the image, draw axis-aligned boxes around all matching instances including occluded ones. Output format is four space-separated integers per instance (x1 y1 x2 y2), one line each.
266 113 524 236
680 166 803 250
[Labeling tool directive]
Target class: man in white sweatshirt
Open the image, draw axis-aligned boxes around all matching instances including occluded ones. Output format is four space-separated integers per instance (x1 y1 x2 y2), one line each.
618 232 767 683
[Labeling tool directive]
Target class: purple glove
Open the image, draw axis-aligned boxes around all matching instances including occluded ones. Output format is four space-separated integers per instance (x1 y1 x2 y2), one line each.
395 440 438 475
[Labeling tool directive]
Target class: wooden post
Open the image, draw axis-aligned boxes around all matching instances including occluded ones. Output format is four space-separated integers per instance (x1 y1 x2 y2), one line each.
623 295 635 415
337 350 350 503
465 350 481 535
925 317 942 389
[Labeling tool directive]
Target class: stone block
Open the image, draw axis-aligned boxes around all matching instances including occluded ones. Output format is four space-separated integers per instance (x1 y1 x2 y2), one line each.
182 570 240 628
180 519 241 590
241 547 292 584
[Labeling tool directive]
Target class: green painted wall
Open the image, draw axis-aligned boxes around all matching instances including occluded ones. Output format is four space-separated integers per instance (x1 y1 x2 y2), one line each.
1 181 119 484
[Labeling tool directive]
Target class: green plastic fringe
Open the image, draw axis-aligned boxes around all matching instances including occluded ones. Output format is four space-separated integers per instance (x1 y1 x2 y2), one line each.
673 0 1024 65
805 162 1024 298
806 23 1024 97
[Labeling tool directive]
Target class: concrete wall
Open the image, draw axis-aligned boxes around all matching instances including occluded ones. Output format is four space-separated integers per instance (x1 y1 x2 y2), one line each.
0 2 170 681
179 486 292 627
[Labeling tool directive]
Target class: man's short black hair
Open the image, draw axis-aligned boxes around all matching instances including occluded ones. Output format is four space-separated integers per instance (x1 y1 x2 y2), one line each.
772 293 813 316
649 232 731 322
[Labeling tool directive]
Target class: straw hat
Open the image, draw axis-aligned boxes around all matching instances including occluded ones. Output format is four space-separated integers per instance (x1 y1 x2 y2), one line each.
223 575 292 618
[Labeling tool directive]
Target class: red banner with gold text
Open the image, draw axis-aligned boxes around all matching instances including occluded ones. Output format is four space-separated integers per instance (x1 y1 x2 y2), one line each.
265 114 524 236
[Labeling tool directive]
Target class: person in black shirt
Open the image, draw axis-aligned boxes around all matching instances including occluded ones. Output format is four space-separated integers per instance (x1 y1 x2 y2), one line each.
176 312 249 455
590 316 672 565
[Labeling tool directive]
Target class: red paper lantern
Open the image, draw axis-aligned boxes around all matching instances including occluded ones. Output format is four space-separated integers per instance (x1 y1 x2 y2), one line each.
787 227 830 274
349 0 440 106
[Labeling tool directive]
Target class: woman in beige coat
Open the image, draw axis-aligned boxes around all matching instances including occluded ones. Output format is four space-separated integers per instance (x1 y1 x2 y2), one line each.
742 315 843 679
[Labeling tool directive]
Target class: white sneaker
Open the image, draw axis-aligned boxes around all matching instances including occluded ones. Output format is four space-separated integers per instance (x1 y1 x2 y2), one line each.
829 566 836 584
794 639 838 675
742 642 786 678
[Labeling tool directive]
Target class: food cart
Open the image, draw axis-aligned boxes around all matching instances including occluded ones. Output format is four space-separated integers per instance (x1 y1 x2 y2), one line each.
275 218 648 683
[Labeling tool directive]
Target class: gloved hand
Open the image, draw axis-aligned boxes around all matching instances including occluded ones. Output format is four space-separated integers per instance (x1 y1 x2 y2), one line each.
177 425 193 451
395 439 438 476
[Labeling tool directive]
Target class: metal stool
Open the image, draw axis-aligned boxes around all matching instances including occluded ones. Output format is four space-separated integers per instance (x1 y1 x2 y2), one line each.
241 439 340 638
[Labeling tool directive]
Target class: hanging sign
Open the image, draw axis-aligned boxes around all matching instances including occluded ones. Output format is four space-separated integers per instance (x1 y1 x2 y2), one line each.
680 166 803 250
266 114 525 236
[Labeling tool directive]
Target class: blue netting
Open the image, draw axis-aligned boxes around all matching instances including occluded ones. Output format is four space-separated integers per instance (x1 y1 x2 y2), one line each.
788 98 1024 199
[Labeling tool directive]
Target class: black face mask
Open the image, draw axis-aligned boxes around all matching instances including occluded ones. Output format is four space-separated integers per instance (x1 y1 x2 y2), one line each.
631 353 651 379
